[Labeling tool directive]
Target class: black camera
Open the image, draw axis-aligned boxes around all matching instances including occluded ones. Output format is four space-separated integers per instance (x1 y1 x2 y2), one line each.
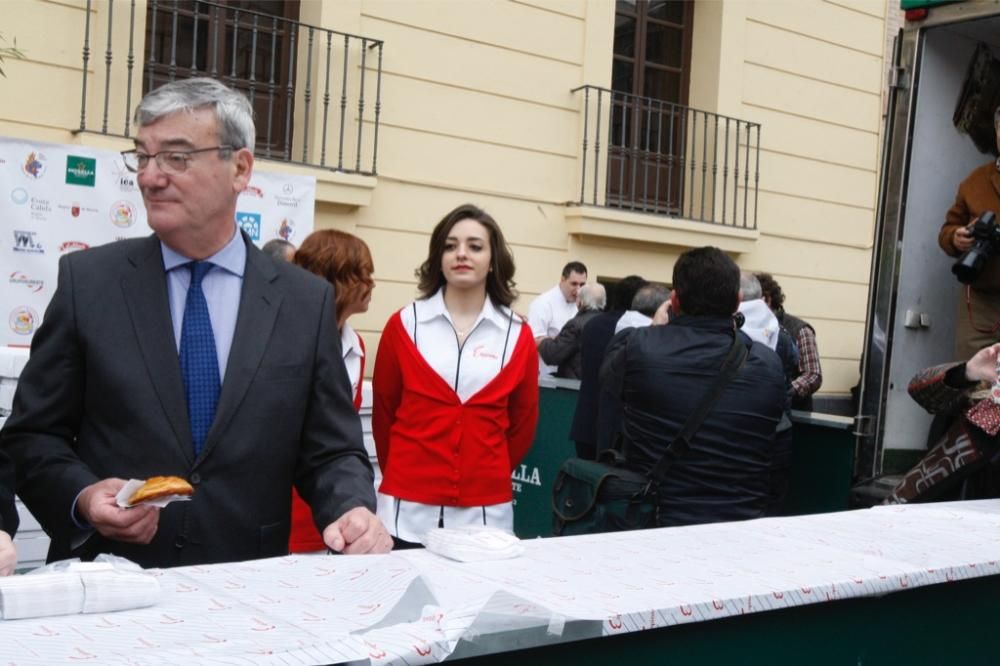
952 210 1000 284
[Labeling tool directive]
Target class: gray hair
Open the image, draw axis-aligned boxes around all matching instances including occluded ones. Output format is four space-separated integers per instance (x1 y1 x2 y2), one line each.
631 284 670 317
578 282 607 312
261 238 295 262
739 271 763 300
134 77 256 152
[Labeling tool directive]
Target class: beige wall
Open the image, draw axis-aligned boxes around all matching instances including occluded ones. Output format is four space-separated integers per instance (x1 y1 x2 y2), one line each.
0 0 889 396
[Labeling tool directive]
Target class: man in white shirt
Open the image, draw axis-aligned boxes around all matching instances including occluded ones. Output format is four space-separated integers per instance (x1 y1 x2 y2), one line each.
528 261 587 376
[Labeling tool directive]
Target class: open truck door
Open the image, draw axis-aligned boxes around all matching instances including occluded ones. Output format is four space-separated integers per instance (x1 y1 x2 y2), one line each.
855 3 1000 500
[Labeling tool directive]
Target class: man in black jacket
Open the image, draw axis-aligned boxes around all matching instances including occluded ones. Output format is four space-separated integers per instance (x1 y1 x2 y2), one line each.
569 276 647 459
601 247 785 527
0 446 17 575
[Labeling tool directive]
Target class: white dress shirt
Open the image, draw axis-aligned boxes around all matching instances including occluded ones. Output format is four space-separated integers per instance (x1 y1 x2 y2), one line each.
528 284 577 376
341 323 364 399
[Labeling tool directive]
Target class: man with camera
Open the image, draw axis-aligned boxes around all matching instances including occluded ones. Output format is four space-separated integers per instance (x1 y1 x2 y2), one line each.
940 106 1000 359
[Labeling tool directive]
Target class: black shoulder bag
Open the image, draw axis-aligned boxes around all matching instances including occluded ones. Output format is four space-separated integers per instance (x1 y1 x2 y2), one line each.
552 333 749 536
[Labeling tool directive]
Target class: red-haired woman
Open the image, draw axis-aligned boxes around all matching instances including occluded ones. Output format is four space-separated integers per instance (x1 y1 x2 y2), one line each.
288 229 375 552
373 204 539 547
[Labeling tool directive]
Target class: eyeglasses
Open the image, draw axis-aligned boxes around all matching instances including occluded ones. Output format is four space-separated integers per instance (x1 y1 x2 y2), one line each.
121 145 234 174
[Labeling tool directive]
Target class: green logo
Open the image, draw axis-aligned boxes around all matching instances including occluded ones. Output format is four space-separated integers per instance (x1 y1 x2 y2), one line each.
65 155 96 187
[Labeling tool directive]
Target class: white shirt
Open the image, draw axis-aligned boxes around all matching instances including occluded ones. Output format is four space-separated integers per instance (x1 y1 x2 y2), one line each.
614 310 652 334
377 288 522 543
528 284 577 376
738 298 779 350
341 323 364 399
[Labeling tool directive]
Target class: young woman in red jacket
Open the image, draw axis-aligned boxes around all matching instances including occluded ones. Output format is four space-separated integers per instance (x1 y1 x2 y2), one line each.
288 229 375 553
373 204 539 547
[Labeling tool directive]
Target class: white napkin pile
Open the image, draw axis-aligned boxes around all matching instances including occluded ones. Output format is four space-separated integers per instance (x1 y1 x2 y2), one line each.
0 559 160 620
421 526 525 563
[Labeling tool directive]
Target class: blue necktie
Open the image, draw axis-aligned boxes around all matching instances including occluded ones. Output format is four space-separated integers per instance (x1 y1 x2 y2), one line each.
179 261 220 457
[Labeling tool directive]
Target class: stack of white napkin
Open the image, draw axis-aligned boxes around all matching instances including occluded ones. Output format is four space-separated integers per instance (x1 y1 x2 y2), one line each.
421 526 525 563
0 559 160 620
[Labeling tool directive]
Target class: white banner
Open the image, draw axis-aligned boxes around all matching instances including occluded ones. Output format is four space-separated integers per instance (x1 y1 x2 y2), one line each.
0 137 315 347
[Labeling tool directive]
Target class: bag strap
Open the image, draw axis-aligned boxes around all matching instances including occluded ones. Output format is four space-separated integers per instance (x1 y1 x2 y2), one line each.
645 330 749 484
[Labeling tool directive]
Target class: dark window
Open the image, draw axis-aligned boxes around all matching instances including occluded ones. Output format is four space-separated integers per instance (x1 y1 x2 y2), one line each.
608 0 694 214
143 0 300 159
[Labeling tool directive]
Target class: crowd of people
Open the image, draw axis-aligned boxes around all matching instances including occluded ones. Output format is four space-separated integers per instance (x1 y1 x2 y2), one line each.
0 77 829 574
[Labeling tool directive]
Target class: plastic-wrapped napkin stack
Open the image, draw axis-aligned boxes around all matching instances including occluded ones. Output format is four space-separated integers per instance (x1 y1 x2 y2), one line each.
0 557 160 620
421 526 525 562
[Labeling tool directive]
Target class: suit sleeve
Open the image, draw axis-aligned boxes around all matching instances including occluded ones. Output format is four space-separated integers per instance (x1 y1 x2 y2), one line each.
295 283 375 531
506 327 540 468
1 254 99 544
0 446 18 538
537 317 581 366
372 316 403 471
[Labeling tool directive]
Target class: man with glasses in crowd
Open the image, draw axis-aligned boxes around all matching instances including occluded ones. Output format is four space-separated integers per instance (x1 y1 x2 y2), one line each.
0 78 391 568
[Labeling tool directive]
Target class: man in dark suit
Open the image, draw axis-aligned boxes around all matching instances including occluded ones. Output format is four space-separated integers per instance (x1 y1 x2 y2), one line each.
0 78 390 567
569 275 647 459
0 446 17 575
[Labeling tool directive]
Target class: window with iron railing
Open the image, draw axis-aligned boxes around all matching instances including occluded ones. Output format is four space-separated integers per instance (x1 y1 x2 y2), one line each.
78 0 384 175
144 1 300 160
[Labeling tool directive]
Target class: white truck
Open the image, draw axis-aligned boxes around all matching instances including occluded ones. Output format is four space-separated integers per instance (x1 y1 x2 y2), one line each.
855 0 1000 498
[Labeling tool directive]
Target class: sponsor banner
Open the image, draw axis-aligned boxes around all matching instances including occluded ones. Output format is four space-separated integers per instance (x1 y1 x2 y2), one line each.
0 136 314 346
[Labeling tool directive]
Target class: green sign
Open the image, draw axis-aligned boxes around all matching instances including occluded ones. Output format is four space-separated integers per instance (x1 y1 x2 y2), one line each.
65 155 96 187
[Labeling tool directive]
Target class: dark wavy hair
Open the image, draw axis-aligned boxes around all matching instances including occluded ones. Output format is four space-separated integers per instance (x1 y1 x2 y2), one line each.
755 271 785 310
416 204 517 307
672 246 739 316
294 229 374 325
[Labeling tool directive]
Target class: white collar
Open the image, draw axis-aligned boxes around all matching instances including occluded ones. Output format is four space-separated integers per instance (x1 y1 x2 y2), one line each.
417 288 512 331
340 323 364 358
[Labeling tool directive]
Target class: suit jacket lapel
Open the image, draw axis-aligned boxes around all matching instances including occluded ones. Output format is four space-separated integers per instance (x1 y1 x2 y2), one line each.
120 235 194 464
198 239 282 462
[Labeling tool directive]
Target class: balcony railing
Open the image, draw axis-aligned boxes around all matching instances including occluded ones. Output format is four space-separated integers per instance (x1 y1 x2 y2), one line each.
77 0 384 175
572 85 760 229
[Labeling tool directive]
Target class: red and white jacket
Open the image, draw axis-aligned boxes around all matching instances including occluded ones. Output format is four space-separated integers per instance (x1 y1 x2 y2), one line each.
373 308 539 506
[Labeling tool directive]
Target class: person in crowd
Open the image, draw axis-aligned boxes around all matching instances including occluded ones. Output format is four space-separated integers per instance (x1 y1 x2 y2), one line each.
602 247 785 527
287 229 376 553
739 272 798 515
262 238 296 263
886 342 1000 504
529 261 588 376
757 272 823 411
737 272 779 350
0 78 390 568
0 447 17 575
569 275 647 459
614 283 671 334
939 106 1000 359
372 204 539 547
538 282 606 380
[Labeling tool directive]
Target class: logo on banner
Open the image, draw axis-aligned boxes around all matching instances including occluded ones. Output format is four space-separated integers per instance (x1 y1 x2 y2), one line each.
240 184 264 198
66 155 97 187
57 201 98 218
10 188 28 205
22 151 47 179
59 241 89 254
275 185 300 208
236 211 261 240
114 163 138 192
9 271 44 293
29 196 52 221
110 201 135 228
13 230 43 254
277 218 296 241
9 306 39 336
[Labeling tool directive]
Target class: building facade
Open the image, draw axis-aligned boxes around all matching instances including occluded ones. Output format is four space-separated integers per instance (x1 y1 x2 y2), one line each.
0 0 892 398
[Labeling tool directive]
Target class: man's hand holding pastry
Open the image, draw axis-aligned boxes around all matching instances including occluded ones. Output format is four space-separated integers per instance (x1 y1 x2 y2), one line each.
77 478 160 544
